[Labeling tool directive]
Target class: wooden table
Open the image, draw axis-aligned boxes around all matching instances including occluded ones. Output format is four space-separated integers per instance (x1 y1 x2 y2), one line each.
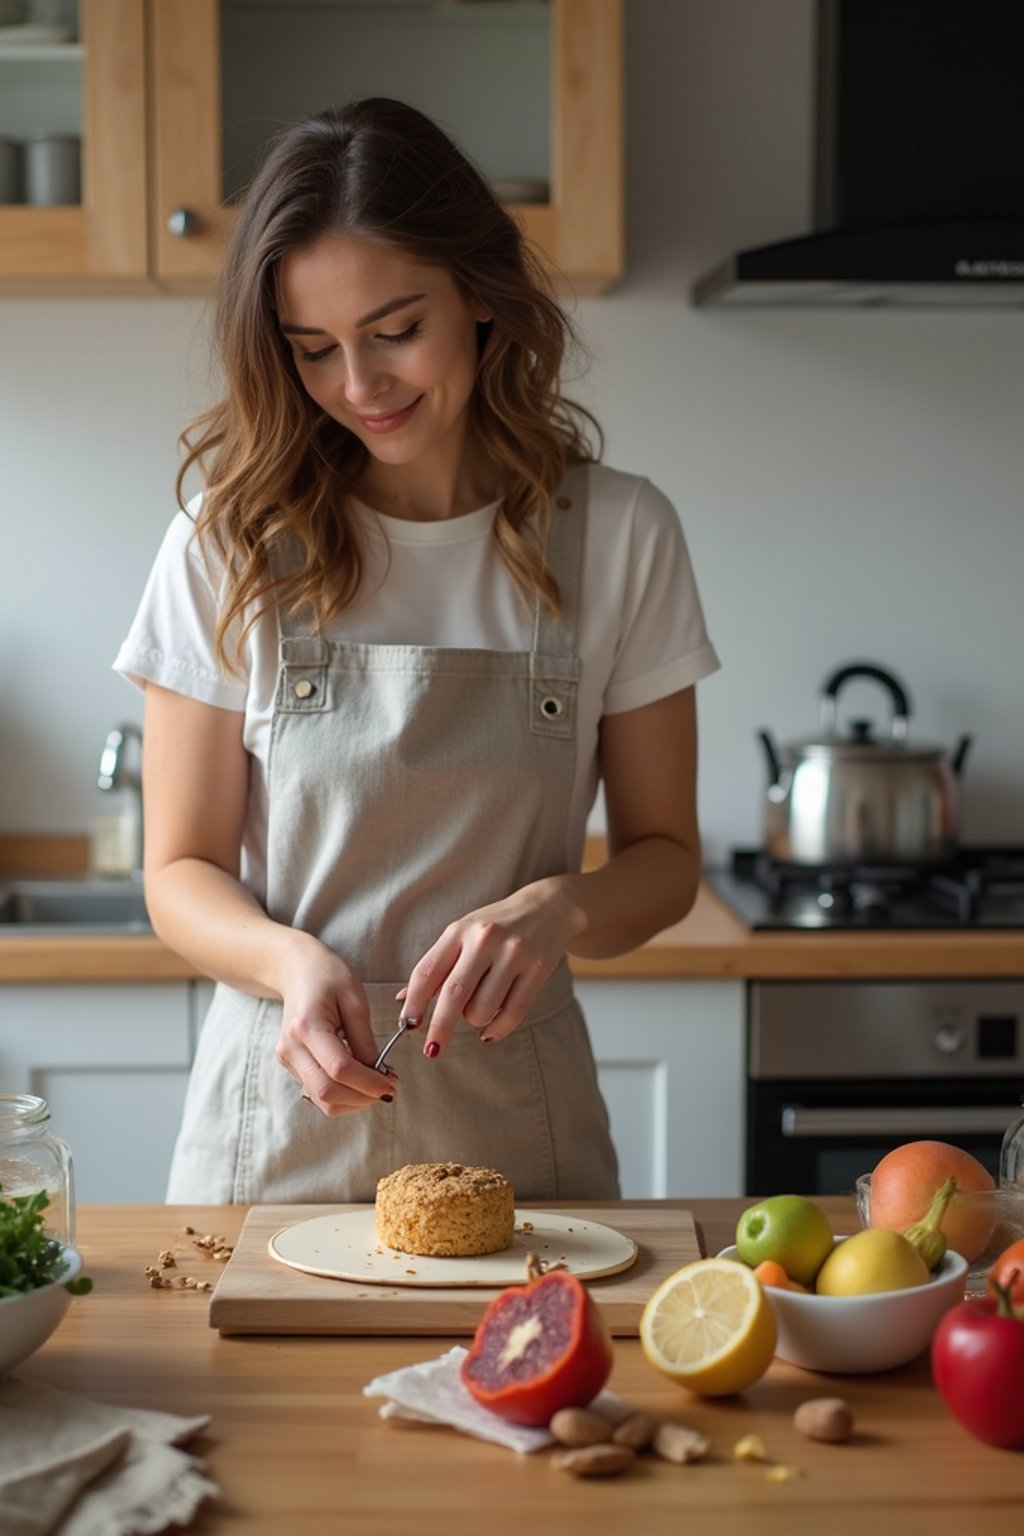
18 1200 1024 1535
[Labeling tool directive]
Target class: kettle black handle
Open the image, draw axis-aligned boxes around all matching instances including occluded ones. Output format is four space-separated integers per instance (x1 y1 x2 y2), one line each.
820 662 912 742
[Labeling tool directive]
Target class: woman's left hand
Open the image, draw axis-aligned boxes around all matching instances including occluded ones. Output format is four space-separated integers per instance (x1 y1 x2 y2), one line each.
404 882 587 1057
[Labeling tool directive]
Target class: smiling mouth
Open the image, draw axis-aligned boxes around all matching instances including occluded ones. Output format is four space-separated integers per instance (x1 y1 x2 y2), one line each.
357 397 423 433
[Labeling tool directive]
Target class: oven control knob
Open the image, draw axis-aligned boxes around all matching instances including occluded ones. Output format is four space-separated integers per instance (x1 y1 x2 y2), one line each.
933 1023 966 1055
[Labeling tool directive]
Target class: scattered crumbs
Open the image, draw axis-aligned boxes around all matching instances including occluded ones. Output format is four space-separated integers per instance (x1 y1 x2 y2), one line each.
521 1221 534 1233
405 1268 417 1275
734 1435 770 1463
765 1466 803 1484
567 1226 574 1232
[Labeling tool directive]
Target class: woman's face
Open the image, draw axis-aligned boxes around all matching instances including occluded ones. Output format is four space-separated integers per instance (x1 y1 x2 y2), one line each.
276 232 490 476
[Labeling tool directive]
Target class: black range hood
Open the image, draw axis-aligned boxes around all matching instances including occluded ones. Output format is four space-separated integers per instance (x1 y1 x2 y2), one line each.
693 0 1024 309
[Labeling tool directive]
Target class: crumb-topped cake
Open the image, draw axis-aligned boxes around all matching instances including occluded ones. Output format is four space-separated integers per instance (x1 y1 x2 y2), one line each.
375 1162 515 1257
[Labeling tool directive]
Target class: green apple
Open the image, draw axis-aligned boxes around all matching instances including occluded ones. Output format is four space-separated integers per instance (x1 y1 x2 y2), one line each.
735 1195 835 1286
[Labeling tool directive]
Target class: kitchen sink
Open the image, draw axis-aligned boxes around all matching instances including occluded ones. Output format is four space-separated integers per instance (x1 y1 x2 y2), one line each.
0 879 152 934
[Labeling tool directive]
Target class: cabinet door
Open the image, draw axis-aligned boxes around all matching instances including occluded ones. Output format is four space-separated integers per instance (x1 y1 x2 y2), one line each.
0 0 148 284
149 0 622 294
577 980 745 1200
0 982 193 1203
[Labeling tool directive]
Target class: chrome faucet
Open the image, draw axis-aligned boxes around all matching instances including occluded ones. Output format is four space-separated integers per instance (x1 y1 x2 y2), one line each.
97 723 144 879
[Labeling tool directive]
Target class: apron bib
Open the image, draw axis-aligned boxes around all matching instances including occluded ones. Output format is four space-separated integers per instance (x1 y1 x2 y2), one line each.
166 469 619 1203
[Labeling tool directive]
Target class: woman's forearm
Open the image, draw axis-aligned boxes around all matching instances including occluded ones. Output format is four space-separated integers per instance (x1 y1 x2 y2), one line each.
537 834 701 960
145 857 317 997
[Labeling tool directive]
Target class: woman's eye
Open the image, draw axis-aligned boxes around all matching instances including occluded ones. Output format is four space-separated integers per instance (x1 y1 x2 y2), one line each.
378 321 421 347
299 344 336 364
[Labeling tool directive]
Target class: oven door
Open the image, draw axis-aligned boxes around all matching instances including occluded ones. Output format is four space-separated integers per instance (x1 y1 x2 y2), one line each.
746 1077 1022 1195
746 979 1024 1197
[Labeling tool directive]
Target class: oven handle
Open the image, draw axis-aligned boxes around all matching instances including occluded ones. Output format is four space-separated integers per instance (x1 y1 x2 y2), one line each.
781 1105 1020 1138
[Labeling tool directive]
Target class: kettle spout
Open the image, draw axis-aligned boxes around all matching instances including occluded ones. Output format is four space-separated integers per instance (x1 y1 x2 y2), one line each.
757 729 783 788
950 734 973 778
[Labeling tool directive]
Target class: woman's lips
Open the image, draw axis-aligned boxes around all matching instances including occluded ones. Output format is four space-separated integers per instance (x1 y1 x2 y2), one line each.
356 396 423 434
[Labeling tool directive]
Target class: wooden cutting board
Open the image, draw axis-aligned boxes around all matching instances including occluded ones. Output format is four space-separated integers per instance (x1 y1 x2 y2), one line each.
209 1201 703 1337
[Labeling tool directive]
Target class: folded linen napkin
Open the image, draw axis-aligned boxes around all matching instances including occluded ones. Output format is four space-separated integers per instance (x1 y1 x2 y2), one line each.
364 1346 631 1454
0 1376 219 1536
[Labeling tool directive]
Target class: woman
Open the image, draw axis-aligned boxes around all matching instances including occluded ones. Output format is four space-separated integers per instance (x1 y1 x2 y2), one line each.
115 98 719 1204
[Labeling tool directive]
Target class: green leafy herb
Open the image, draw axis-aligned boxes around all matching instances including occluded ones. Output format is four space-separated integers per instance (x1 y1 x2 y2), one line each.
0 1187 93 1298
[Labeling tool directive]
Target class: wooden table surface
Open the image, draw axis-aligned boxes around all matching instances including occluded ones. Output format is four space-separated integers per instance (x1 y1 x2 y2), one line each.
17 1200 1024 1536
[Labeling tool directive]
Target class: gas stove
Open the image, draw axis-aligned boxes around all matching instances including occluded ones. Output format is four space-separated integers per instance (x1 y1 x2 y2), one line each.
706 847 1024 931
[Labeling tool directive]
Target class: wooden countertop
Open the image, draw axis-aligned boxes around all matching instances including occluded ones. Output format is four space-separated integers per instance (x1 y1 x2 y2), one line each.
1 881 1021 982
17 1199 1023 1536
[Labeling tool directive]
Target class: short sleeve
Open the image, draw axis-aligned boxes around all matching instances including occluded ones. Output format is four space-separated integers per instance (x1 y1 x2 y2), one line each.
112 508 248 711
602 479 720 716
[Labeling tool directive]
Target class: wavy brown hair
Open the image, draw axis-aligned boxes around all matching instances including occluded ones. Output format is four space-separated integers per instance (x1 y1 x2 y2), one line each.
177 98 601 668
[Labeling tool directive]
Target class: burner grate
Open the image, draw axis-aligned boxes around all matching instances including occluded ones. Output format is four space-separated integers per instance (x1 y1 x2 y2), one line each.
726 847 1024 928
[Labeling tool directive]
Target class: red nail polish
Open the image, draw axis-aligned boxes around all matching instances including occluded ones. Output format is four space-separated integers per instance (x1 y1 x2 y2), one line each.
380 1093 394 1103
424 1040 440 1059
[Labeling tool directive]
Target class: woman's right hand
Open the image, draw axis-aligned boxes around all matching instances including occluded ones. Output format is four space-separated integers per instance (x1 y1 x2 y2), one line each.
276 934 396 1115
142 685 393 1117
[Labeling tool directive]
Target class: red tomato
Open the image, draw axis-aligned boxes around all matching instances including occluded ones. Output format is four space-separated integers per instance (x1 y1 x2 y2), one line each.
931 1291 1024 1449
987 1239 1024 1305
460 1270 613 1426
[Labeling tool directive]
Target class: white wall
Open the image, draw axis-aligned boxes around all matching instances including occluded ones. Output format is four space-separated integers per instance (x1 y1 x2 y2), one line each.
1 0 1022 858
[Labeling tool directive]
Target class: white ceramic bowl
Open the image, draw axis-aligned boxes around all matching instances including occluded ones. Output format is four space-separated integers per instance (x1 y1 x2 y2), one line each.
718 1240 968 1374
0 1245 83 1374
856 1173 1024 1296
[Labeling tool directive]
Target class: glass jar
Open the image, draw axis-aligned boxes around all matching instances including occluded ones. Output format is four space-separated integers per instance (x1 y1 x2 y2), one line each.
1002 1097 1024 1190
0 1093 74 1245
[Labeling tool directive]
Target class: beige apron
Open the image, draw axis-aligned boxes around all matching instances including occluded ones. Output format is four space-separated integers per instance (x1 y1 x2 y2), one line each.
166 468 619 1203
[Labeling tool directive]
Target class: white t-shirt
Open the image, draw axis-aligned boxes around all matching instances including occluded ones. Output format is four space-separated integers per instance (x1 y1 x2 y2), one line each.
114 463 720 900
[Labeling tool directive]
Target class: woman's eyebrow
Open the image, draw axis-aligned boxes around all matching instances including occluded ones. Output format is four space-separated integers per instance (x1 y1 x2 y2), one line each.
279 293 426 337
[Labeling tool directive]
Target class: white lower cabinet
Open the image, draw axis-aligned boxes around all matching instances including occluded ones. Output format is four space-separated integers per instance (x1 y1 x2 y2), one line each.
577 979 745 1200
0 982 210 1205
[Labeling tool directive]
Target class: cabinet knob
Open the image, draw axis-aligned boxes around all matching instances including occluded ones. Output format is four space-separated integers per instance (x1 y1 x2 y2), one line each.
166 207 200 238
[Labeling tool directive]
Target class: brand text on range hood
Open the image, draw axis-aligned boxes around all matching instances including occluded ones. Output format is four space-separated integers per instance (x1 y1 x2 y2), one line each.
693 0 1024 309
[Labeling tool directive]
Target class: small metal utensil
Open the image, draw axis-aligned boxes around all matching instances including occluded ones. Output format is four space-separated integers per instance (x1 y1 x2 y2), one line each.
374 1015 411 1075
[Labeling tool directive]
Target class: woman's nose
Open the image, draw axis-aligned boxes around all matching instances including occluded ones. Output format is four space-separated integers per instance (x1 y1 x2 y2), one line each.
343 354 389 406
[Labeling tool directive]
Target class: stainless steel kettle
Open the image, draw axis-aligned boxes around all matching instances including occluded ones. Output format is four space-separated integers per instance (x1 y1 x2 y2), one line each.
758 663 972 865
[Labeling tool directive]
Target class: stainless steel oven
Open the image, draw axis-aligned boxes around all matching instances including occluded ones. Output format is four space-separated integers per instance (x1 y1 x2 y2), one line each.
746 981 1024 1195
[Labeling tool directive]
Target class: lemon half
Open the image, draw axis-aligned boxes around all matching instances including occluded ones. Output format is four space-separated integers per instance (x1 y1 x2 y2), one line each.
639 1258 777 1396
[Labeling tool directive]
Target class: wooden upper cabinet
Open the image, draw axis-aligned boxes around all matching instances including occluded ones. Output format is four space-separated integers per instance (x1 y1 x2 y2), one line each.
151 0 623 296
149 0 226 288
1 0 623 295
0 0 148 286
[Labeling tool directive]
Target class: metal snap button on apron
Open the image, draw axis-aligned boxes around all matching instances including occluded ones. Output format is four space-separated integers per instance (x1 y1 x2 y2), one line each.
292 678 316 700
540 695 564 719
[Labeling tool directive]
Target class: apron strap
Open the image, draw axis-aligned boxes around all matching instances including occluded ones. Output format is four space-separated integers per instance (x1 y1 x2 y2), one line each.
531 462 588 658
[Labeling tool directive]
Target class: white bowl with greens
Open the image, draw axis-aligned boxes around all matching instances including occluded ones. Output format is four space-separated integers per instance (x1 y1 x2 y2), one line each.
0 1191 90 1374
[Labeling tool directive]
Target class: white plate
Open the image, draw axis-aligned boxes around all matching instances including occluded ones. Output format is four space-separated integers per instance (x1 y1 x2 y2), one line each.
268 1208 638 1288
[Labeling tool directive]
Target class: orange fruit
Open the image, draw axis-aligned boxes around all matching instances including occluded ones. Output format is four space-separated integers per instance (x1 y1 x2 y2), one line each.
869 1140 994 1261
752 1259 791 1289
987 1237 1024 1303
